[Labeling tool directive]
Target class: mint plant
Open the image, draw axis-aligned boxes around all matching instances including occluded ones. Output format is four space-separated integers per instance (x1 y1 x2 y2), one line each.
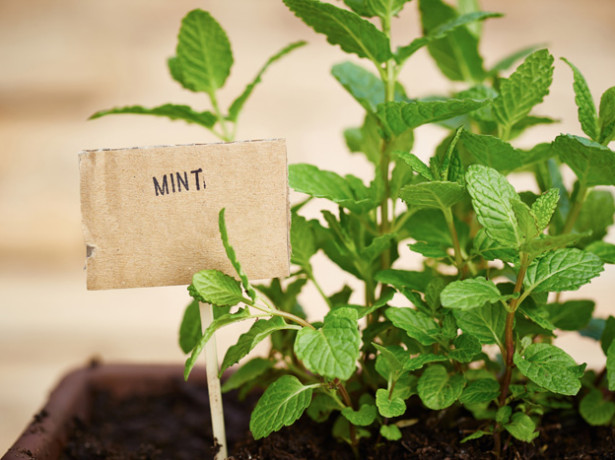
95 0 615 456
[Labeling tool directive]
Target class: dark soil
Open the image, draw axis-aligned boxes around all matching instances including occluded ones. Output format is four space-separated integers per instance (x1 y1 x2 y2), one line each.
61 380 615 460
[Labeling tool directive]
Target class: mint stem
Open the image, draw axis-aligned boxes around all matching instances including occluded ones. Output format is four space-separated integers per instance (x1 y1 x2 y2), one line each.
562 182 588 234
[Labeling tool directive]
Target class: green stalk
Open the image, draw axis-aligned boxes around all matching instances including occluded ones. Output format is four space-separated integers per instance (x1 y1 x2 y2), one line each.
562 182 588 234
443 207 464 277
207 90 233 142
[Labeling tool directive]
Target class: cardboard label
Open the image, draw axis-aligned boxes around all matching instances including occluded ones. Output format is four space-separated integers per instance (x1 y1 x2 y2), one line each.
79 139 290 290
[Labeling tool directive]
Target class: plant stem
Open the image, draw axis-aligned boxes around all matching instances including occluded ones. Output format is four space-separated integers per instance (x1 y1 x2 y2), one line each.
443 207 464 277
562 182 588 234
207 90 233 142
335 379 358 447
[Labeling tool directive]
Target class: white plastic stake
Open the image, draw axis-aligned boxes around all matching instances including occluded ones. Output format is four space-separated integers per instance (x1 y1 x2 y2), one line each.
199 302 228 459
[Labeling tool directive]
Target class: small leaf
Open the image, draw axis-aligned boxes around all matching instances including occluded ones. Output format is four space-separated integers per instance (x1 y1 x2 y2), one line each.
545 300 595 331
496 405 512 424
332 61 388 113
221 358 273 393
493 49 554 131
176 9 233 93
599 86 615 144
553 134 615 186
376 388 406 417
400 181 466 211
513 343 583 395
218 209 255 300
179 300 201 354
341 404 378 426
283 0 391 62
531 188 559 232
561 58 599 141
294 309 360 380
457 130 522 173
190 270 246 306
250 375 315 439
586 241 615 264
386 307 440 346
453 303 506 347
380 424 402 441
524 248 604 293
504 412 539 442
449 334 482 363
89 104 217 128
418 365 465 410
440 277 503 310
461 430 489 443
580 388 615 425
459 378 500 405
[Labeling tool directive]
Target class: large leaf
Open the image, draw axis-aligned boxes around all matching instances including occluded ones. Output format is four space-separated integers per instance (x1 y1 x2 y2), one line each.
553 134 615 186
513 343 584 395
400 181 466 211
561 58 599 141
456 130 522 173
283 0 391 63
294 309 360 380
524 248 604 293
453 303 506 347
385 307 440 346
190 270 246 306
493 49 554 131
228 40 306 121
599 87 615 144
440 277 503 310
418 365 465 410
89 104 216 128
465 164 522 248
176 9 233 93
378 98 488 135
250 375 316 439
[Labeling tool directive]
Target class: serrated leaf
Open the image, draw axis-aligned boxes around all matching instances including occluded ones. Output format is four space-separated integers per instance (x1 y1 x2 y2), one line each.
218 208 255 300
574 190 615 243
343 0 376 17
418 365 465 410
505 412 539 442
561 58 599 141
580 388 615 425
493 49 554 131
511 199 539 242
341 404 378 426
191 270 246 306
221 358 273 393
176 9 233 93
167 56 197 92
471 228 518 263
380 424 402 441
291 213 317 268
179 300 201 354
466 164 522 248
396 151 434 181
89 104 217 128
441 277 503 310
453 303 506 347
378 99 488 135
400 180 466 213
599 86 615 144
517 303 556 331
459 378 500 405
250 375 316 439
457 130 523 173
220 316 290 374
608 341 615 391
376 388 406 417
545 300 595 331
513 343 583 395
374 343 406 380
283 0 391 62
553 134 615 186
385 307 440 346
184 309 252 380
294 310 360 380
531 188 559 232
449 334 482 363
228 40 305 121
586 241 615 264
524 248 604 293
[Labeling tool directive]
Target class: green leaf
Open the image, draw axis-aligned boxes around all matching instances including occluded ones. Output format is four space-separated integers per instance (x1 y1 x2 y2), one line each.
396 152 434 181
250 375 316 439
378 99 488 135
465 164 521 247
471 228 518 264
461 430 489 443
602 316 615 355
488 44 542 76
513 343 583 395
511 199 539 243
228 40 306 121
561 58 599 141
289 163 377 213
440 277 503 310
553 134 615 186
332 61 391 113
531 188 559 232
456 130 522 173
586 241 615 264
307 393 340 422
403 353 448 372
449 334 482 363
396 11 501 64
385 307 440 346
418 0 485 82
283 0 391 63
344 114 381 164
496 405 512 424
221 357 274 393
176 9 233 93
524 248 604 293
291 213 317 268
545 300 595 331
580 388 615 425
375 388 406 417
459 378 500 405
453 303 506 347
504 412 539 442
167 56 197 92
400 181 466 212
374 343 405 380
343 0 376 17
341 404 378 426
218 208 255 300
220 316 291 374
608 341 615 391
599 86 615 144
418 365 465 410
179 300 201 354
574 190 615 243
89 104 217 128
493 49 554 131
184 309 252 380
190 270 246 306
294 309 360 380
375 269 431 292
380 424 402 441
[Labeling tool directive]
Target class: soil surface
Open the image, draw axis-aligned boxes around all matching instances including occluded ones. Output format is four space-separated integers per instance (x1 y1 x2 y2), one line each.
61 380 615 460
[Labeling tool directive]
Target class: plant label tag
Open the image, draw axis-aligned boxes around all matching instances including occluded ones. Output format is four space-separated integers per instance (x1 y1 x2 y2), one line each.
79 139 290 290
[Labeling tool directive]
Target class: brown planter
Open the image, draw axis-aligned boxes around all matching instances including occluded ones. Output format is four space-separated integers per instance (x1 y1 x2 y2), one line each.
2 363 210 460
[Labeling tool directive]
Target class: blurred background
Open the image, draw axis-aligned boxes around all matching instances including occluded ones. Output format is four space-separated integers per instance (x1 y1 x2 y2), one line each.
1 0 614 451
